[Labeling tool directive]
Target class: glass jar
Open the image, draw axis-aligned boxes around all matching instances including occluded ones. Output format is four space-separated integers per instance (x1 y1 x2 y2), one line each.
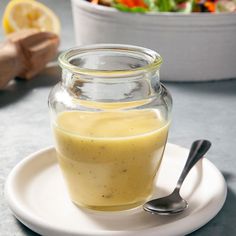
48 44 172 211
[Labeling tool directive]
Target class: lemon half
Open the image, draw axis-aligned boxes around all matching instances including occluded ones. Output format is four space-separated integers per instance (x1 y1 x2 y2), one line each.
2 0 60 35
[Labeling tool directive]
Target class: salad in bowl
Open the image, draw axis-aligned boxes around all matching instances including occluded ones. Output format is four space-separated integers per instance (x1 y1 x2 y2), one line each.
71 0 236 81
88 0 236 13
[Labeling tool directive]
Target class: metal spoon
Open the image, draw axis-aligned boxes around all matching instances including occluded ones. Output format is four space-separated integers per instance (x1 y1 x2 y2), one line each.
143 139 211 215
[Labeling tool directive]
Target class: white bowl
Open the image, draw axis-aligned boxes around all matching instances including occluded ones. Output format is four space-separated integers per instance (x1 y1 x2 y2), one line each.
71 0 236 81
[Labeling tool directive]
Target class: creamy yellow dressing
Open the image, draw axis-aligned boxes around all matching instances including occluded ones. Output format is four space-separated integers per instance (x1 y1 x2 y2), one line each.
53 110 169 211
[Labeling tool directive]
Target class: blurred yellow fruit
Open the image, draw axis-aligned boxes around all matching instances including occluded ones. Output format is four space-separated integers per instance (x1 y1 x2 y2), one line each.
2 0 60 35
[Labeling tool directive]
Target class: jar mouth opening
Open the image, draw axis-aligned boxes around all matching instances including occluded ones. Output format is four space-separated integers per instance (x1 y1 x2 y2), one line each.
58 44 162 77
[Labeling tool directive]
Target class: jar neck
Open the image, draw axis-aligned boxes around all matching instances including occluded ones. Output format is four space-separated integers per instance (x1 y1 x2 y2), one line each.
62 68 161 102
59 44 162 102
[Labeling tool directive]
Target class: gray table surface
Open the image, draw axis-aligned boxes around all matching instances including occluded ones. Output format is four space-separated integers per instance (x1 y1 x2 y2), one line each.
0 0 236 235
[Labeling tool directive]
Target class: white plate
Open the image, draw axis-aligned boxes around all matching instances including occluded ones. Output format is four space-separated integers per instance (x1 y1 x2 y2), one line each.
5 144 227 236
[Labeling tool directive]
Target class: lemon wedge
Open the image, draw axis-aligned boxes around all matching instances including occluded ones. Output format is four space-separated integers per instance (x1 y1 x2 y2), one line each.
2 0 60 35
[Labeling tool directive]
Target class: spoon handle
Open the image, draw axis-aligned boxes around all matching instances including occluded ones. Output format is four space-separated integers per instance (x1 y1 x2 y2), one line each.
175 140 211 191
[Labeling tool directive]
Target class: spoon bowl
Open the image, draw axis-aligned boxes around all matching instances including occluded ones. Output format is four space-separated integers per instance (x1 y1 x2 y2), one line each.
144 189 188 215
143 140 211 215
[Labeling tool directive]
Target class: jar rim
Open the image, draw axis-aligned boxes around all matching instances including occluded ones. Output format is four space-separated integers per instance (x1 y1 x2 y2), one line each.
58 44 162 77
